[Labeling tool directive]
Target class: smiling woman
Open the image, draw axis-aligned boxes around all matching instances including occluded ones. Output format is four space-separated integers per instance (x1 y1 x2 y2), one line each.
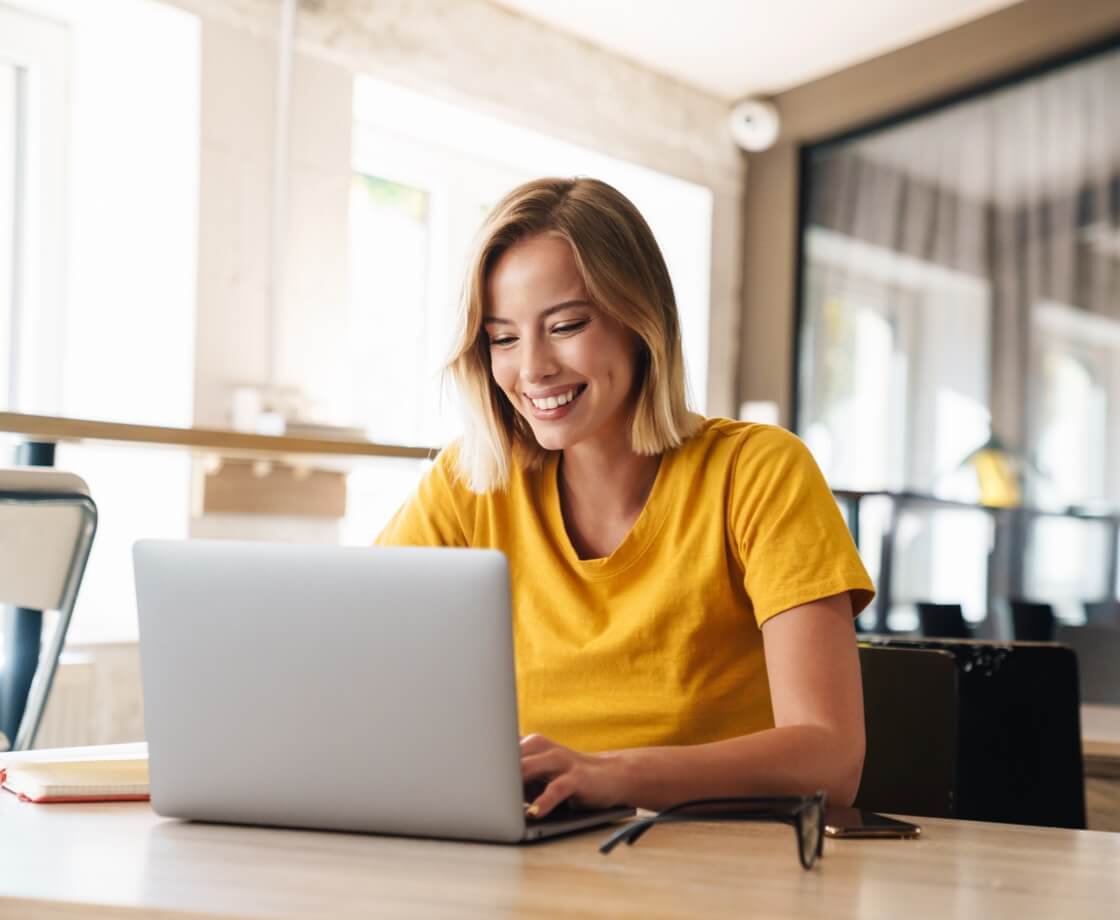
376 177 875 820
450 179 698 493
485 237 645 453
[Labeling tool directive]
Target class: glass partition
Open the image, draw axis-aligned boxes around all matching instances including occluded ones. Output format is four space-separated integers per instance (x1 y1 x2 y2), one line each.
799 41 1120 508
799 40 1120 626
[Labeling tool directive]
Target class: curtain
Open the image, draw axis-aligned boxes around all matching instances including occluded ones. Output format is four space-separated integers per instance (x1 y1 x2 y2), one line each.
802 43 1120 504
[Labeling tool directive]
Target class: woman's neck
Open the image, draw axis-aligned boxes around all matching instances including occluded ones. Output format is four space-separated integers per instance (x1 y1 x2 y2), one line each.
558 438 661 523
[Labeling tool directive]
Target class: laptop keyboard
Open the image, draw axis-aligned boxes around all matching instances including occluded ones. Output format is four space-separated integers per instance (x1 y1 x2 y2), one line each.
523 799 587 823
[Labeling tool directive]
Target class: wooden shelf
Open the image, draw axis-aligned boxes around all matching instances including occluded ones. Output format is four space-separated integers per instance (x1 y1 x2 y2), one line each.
0 412 434 461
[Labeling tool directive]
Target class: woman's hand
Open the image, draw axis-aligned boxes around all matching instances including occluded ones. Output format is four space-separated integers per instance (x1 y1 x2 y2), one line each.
520 733 629 818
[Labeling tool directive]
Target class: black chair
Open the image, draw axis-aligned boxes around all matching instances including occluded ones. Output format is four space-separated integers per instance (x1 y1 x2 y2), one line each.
856 645 958 818
1054 624 1120 705
856 639 1086 829
1009 600 1056 642
916 602 971 639
1083 599 1120 626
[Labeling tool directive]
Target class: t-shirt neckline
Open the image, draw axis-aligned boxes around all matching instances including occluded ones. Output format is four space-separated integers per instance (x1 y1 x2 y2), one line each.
543 447 674 579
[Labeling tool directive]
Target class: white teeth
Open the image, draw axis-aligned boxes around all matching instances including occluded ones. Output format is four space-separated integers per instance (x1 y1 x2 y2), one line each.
530 386 580 411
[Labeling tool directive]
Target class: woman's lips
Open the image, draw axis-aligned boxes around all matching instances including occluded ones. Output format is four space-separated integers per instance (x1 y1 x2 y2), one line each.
526 384 586 420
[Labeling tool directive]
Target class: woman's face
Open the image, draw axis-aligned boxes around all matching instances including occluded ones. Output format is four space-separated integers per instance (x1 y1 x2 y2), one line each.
484 234 640 455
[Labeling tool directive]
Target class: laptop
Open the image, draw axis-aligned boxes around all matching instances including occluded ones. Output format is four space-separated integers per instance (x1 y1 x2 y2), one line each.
133 539 635 843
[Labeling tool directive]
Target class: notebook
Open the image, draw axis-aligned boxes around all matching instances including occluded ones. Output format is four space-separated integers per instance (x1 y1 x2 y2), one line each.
133 540 635 843
0 742 149 803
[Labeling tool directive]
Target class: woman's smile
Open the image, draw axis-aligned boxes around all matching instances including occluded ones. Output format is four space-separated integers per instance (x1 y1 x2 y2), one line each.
526 383 587 418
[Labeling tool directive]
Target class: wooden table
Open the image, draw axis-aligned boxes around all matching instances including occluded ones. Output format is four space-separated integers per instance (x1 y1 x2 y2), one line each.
1083 704 1120 832
2 796 1119 919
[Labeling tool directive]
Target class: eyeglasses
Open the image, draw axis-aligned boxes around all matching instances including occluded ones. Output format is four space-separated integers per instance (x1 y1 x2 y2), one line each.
599 792 827 870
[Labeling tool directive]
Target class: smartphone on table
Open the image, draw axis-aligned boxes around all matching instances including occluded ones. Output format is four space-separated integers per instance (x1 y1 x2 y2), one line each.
824 805 921 839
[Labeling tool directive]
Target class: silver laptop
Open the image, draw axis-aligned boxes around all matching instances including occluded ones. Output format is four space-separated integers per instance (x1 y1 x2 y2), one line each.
133 539 634 843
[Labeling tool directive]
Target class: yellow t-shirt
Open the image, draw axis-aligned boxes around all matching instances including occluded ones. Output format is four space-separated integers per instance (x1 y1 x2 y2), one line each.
376 418 874 752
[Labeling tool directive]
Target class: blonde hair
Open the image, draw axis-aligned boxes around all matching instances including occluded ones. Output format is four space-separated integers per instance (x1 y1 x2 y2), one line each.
446 177 700 493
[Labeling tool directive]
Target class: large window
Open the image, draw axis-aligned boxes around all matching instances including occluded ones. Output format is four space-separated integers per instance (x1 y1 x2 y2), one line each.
0 61 14 402
800 228 990 493
2 0 199 644
0 4 67 413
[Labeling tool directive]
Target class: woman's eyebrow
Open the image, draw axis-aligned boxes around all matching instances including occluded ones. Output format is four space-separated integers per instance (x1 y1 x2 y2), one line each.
483 300 591 325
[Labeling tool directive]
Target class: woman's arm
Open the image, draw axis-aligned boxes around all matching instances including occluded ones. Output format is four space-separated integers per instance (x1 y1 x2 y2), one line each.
521 591 865 816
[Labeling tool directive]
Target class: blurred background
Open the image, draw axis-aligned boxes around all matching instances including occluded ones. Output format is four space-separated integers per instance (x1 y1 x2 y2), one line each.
1 0 1119 745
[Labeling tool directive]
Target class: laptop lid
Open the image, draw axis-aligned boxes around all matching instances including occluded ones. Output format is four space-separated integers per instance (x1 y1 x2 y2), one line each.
134 540 532 843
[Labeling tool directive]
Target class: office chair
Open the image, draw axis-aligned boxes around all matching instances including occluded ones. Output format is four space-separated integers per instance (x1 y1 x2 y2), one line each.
857 639 1086 829
1009 599 1056 642
0 468 97 751
1054 624 1120 705
916 602 971 639
1083 599 1120 626
856 644 959 818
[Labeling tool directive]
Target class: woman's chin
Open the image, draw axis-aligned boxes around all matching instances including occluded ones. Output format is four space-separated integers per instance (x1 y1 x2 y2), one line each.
531 430 571 452
524 419 578 452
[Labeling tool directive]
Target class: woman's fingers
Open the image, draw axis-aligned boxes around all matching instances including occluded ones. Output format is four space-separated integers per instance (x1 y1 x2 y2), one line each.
518 735 622 819
518 733 553 755
520 737 580 818
527 773 577 819
520 748 571 783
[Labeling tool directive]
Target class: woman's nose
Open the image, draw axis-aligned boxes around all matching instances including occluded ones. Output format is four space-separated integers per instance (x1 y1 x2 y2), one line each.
521 336 559 384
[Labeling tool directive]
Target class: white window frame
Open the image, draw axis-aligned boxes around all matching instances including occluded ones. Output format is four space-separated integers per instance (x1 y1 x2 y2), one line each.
0 5 68 414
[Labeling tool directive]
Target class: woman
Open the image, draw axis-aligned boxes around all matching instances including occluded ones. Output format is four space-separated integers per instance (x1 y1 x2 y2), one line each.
377 177 874 819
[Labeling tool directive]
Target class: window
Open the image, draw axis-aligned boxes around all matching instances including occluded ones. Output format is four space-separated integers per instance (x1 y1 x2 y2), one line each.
3 0 199 645
1033 301 1120 507
799 228 991 494
349 175 438 446
0 3 67 413
1025 302 1120 620
0 61 15 402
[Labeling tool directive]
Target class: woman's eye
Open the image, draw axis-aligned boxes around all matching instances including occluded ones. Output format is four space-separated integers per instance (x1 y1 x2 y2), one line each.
552 320 589 335
489 336 517 347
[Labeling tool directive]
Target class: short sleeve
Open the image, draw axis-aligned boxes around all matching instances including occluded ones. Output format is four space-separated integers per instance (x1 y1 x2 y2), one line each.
729 426 874 626
375 443 471 548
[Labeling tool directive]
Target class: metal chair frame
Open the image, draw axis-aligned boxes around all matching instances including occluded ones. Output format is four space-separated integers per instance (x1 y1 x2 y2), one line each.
0 488 98 750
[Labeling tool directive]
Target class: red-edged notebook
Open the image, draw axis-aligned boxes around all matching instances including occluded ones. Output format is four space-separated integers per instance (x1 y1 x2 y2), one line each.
0 742 149 803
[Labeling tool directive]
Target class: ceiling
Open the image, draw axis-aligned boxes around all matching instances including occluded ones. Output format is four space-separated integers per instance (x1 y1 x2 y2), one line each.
489 0 1024 100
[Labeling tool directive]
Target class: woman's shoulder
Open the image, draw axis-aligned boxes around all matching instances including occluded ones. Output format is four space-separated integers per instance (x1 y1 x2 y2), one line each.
428 438 530 505
680 416 808 461
675 419 823 504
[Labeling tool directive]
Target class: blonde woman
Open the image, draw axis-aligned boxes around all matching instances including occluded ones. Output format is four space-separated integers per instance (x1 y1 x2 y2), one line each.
377 177 874 819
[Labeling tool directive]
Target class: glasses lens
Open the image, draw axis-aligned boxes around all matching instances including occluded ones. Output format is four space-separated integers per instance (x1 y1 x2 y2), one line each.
798 803 822 868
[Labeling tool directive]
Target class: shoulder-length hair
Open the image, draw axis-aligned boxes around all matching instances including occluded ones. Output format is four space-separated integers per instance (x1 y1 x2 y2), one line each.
446 177 700 493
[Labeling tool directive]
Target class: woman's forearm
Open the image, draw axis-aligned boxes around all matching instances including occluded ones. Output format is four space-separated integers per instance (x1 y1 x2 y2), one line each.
608 723 864 811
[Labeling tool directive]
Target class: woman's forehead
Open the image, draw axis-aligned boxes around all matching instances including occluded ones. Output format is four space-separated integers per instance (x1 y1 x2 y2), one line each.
486 236 589 317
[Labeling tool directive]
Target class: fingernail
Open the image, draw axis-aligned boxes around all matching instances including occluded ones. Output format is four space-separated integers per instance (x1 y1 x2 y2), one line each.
526 804 540 817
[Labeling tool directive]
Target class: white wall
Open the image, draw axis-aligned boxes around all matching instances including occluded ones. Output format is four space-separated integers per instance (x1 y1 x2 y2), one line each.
190 17 353 429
